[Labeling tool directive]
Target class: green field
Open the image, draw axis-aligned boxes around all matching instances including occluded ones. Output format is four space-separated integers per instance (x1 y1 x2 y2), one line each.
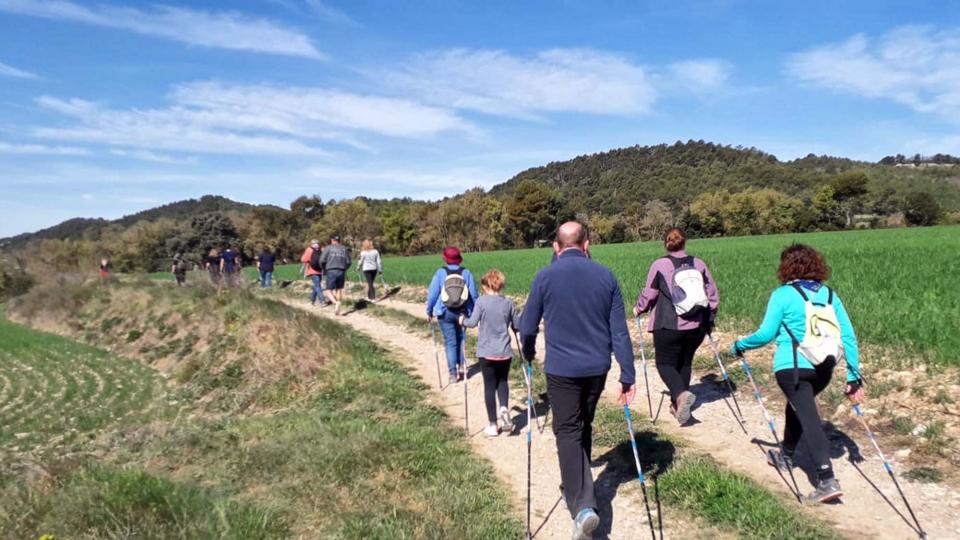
0 313 170 451
256 226 960 365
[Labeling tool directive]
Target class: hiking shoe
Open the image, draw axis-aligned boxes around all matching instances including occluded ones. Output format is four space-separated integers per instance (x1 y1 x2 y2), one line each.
484 423 500 437
334 302 341 315
676 391 696 425
449 373 458 386
806 478 843 504
499 407 512 432
766 449 794 473
571 508 600 540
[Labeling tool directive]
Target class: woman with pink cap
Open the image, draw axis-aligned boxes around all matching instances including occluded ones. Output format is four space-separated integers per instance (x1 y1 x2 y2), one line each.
426 246 479 384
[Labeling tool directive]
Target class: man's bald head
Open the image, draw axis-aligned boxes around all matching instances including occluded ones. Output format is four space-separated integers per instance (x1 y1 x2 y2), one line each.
556 221 588 250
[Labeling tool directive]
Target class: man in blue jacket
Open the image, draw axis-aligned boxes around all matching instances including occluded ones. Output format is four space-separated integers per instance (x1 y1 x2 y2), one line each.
520 221 636 540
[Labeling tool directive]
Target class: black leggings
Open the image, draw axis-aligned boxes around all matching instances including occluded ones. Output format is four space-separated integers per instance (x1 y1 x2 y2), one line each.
652 327 706 405
363 270 377 300
479 358 511 422
775 358 836 480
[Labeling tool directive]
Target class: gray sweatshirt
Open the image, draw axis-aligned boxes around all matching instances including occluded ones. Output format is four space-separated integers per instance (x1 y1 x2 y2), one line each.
462 294 521 359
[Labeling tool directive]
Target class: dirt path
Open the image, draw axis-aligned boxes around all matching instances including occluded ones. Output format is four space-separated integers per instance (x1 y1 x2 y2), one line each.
281 296 712 539
367 297 960 539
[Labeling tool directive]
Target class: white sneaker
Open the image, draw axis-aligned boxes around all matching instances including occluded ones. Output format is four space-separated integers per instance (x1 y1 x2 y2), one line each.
484 423 500 437
334 302 341 315
499 407 512 432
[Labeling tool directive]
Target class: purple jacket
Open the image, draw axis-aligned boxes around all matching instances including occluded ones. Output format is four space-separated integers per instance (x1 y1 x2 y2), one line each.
634 250 719 332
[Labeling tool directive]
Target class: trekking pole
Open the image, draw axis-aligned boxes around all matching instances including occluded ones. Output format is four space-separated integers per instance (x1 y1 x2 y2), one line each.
706 333 748 434
634 317 654 421
736 351 803 503
429 321 443 389
852 403 926 538
624 404 659 540
524 356 534 539
511 328 543 433
462 325 469 437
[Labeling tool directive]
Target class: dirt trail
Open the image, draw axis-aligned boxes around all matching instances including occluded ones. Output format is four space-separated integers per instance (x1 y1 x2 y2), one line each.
369 297 960 539
285 294 959 539
281 296 711 539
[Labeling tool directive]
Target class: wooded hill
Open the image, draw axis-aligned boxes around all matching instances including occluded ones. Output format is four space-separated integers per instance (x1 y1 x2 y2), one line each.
491 141 960 215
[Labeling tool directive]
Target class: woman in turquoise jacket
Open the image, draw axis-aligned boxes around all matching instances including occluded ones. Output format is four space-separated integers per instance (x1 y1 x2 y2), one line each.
732 243 865 504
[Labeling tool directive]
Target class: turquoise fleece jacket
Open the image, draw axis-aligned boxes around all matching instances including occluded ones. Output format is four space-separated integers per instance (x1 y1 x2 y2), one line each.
733 281 861 382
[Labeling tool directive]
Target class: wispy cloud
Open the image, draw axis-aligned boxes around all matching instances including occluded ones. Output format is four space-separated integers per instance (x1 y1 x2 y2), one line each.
304 0 357 26
109 148 198 164
664 59 731 93
386 48 657 119
0 0 325 59
787 25 960 122
0 140 88 155
32 82 472 157
0 60 37 79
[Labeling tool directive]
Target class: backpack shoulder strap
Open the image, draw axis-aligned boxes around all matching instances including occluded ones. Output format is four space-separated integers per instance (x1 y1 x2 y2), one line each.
781 321 801 388
790 281 810 302
680 255 694 267
826 286 834 305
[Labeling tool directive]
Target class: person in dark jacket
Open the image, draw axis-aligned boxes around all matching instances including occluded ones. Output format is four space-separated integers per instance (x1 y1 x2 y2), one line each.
257 247 276 288
319 235 351 315
520 221 636 539
634 227 719 425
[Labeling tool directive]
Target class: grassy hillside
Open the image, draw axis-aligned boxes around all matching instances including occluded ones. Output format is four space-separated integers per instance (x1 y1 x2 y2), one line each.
257 226 959 365
1 284 521 538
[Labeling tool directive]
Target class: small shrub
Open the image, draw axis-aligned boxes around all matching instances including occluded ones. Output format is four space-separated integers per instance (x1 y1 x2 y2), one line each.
125 329 143 343
891 416 914 436
933 389 954 405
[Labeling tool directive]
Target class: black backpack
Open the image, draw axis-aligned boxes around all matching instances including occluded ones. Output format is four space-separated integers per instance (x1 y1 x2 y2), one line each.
309 248 323 272
440 268 469 310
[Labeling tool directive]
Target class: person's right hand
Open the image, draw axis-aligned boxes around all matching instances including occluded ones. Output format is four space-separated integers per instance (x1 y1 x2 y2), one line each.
633 306 641 318
846 380 866 404
427 315 434 323
617 383 636 406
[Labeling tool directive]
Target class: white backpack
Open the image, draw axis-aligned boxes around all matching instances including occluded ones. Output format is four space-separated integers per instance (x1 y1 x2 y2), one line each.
440 267 469 310
669 256 710 319
782 283 844 369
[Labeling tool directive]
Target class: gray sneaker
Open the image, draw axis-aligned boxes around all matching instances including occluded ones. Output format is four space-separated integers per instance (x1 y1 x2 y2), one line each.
572 508 600 540
499 407 512 432
676 390 696 425
806 478 843 504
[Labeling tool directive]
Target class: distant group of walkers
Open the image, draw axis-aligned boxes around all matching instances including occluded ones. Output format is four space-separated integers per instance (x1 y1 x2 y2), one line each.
156 245 278 290
301 235 383 315
425 221 864 539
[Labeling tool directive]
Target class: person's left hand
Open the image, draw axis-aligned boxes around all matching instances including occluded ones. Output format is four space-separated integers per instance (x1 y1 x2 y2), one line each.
617 383 636 406
458 315 465 326
729 342 742 357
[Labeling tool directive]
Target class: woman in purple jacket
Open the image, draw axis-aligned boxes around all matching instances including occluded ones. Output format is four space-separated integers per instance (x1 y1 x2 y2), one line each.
633 227 719 425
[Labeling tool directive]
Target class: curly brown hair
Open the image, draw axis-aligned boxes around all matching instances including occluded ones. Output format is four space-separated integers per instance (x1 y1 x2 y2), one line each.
777 243 831 283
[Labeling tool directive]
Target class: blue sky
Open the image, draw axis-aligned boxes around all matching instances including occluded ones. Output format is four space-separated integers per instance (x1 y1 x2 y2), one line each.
2 0 959 237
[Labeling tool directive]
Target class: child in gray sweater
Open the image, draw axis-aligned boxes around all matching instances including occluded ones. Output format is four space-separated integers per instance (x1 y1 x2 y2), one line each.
461 269 521 436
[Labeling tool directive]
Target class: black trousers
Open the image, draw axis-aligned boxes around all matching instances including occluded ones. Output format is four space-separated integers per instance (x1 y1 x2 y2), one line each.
775 358 836 479
547 373 607 518
652 327 706 405
363 270 377 300
479 358 511 422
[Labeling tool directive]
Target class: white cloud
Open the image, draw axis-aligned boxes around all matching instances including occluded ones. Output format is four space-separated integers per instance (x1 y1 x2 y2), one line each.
665 59 731 93
787 26 960 121
387 48 657 118
304 0 356 26
0 0 325 59
0 140 89 155
32 82 472 157
109 148 198 164
0 60 37 79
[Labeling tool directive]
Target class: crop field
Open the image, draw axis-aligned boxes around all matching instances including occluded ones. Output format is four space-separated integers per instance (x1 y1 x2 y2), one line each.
261 226 959 365
0 314 169 451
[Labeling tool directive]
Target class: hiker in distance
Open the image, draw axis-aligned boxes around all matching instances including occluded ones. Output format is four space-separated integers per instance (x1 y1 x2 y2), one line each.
171 253 187 286
320 235 351 315
460 269 521 437
301 239 326 307
520 221 636 540
426 246 478 385
356 238 382 301
634 227 719 425
205 248 221 288
257 247 276 289
731 243 864 504
220 246 240 288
